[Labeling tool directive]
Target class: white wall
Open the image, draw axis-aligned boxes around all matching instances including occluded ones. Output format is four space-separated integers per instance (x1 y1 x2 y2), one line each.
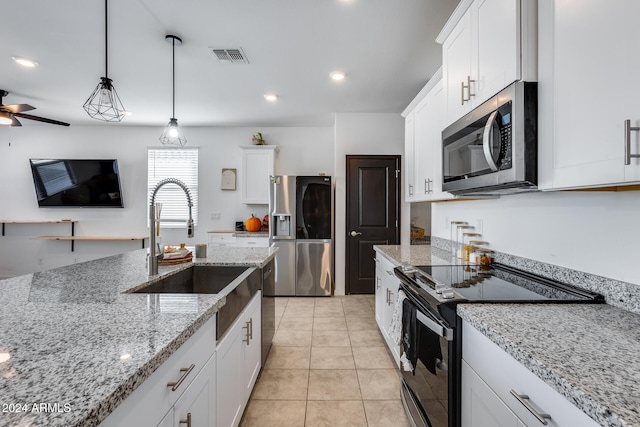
431 190 640 286
334 113 405 295
0 124 333 277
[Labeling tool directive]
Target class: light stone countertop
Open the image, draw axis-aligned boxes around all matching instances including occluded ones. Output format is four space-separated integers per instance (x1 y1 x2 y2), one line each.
373 244 454 267
0 246 277 427
458 304 640 427
374 243 640 427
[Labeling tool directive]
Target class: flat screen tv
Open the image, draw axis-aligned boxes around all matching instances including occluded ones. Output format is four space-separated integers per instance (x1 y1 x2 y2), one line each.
29 159 124 207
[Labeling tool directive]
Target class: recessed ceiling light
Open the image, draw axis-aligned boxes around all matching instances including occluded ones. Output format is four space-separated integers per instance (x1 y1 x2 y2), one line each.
264 93 278 102
12 56 38 68
330 71 346 81
124 111 133 116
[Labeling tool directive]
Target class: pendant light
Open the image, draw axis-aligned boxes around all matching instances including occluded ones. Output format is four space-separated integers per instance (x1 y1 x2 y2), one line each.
159 35 187 146
83 0 126 122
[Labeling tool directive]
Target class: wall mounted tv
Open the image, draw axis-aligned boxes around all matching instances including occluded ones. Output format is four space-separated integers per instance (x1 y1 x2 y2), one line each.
29 159 124 208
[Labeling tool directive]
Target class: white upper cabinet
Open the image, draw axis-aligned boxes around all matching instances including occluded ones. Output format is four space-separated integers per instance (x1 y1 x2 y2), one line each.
438 0 537 127
403 69 454 202
537 0 640 190
404 112 416 202
240 145 278 204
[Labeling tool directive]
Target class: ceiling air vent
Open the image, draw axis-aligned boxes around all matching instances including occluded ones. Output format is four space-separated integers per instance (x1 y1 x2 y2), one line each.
209 48 249 64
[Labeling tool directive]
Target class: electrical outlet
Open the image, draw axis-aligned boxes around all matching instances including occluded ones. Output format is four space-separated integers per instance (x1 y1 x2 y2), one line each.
476 219 483 234
210 212 221 220
38 258 43 266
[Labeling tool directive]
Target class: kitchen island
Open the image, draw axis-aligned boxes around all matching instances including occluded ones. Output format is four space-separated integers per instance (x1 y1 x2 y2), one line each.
375 243 640 427
0 246 277 427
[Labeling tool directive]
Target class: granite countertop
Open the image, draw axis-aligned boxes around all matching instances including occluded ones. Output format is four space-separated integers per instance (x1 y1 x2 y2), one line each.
458 304 640 427
373 244 453 267
207 229 269 237
0 246 277 427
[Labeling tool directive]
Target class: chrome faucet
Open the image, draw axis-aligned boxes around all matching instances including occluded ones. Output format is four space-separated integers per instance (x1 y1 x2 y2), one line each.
149 178 194 275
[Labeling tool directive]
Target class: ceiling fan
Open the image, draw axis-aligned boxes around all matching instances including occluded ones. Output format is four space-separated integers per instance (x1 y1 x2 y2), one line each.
0 90 70 127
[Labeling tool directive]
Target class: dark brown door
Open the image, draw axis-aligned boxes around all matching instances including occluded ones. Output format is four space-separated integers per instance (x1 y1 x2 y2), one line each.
345 155 401 294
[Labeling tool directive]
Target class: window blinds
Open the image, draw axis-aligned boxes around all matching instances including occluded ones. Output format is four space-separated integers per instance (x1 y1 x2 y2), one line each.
147 147 199 228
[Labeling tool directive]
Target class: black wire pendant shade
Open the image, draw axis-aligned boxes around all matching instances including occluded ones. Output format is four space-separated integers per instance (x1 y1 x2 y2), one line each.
159 35 186 146
83 0 126 122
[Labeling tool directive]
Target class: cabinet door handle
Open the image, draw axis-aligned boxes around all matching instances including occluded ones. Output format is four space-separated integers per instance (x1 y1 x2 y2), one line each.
462 75 476 103
249 317 253 340
179 413 192 427
388 291 394 306
243 321 251 345
376 276 381 290
167 364 195 391
509 390 551 425
624 119 640 165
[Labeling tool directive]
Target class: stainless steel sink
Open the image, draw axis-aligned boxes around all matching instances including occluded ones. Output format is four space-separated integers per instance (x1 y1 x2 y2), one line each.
132 266 250 294
132 265 260 340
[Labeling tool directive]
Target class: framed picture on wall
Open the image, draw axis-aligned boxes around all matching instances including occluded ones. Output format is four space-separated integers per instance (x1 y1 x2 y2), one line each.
221 168 236 190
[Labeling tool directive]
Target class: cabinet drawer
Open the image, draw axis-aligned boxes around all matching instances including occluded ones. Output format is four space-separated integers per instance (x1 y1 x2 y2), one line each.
208 233 237 244
235 237 269 248
462 321 598 427
99 316 217 427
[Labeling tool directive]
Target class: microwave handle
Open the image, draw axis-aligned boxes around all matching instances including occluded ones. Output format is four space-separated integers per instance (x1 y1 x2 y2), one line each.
482 110 500 172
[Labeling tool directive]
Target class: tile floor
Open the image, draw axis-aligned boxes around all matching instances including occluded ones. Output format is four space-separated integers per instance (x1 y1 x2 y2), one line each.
240 295 411 427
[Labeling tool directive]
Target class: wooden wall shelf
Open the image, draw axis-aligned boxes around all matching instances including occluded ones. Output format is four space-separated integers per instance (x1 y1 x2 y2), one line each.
1 220 77 237
31 236 148 252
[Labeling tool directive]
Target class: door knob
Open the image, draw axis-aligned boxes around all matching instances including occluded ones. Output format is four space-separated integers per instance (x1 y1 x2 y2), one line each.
350 231 362 237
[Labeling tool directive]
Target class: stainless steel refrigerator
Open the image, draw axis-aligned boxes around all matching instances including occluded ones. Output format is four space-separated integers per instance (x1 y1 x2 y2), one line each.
269 175 333 296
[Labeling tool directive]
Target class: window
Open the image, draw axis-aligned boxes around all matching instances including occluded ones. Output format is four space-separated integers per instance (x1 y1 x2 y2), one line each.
147 147 199 228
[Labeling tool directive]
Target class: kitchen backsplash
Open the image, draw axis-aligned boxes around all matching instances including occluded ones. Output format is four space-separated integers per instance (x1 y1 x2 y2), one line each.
430 236 640 315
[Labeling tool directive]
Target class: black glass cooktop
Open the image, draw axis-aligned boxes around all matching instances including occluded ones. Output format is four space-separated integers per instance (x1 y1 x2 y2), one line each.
406 263 604 303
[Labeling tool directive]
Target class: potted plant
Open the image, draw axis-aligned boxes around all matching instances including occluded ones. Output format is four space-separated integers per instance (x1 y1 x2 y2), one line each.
252 132 266 145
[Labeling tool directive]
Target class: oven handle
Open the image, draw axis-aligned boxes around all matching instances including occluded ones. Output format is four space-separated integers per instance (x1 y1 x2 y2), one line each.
482 110 500 172
416 307 454 342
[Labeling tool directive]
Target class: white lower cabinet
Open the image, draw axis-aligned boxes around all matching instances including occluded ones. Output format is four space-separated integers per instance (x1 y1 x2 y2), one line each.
167 352 217 427
374 252 401 367
99 315 217 427
462 321 599 427
216 291 262 427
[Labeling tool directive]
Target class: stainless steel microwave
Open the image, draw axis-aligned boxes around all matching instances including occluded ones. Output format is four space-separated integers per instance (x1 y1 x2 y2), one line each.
442 81 537 195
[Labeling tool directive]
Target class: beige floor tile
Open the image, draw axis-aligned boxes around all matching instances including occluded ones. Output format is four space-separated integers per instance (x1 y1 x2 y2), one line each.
307 369 361 400
352 346 396 369
305 401 367 427
251 369 309 400
313 316 347 331
273 329 313 347
310 346 355 369
363 400 411 427
275 297 290 308
313 305 345 317
357 369 401 400
344 305 374 316
314 298 343 308
240 400 306 427
283 305 315 318
348 329 385 347
346 316 379 331
312 330 351 347
278 316 314 331
286 297 316 307
265 346 311 370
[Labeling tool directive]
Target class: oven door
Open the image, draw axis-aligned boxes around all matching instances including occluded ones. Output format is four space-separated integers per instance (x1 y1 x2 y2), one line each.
400 289 454 427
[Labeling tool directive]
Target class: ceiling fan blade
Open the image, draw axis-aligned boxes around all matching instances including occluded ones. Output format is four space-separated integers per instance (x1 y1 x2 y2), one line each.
2 104 36 113
14 112 70 127
0 111 21 126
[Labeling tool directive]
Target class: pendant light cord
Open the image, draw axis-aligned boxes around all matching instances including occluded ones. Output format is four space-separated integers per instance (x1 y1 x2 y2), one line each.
172 37 176 118
104 0 109 79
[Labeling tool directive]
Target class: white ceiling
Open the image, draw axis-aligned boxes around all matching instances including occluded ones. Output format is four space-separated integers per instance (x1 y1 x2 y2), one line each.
2 0 458 128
